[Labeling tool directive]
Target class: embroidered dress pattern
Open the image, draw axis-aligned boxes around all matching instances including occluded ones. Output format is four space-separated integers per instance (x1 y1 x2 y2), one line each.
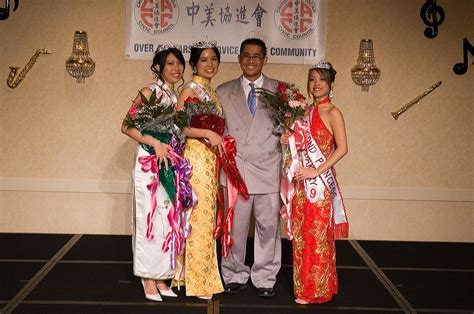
291 107 339 303
183 75 224 296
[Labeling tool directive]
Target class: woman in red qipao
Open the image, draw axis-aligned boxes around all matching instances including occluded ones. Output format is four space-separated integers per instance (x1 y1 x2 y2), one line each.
281 61 349 304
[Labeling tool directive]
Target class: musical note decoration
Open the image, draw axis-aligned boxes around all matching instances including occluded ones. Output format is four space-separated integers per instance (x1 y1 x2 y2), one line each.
0 0 19 21
420 0 445 39
453 38 473 76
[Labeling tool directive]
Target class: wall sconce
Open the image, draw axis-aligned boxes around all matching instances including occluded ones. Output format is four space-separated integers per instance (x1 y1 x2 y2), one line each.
351 39 381 92
65 31 95 83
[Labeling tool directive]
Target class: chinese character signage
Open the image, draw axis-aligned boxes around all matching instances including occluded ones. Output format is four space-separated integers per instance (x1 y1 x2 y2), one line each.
125 0 327 64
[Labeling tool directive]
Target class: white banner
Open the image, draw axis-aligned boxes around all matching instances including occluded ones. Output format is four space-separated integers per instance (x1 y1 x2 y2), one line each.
125 0 327 64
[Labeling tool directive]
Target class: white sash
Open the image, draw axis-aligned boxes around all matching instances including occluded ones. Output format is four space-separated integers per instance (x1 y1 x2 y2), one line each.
185 81 211 101
293 113 349 238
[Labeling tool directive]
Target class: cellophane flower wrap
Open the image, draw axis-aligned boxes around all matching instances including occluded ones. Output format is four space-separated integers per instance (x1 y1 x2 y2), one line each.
256 82 308 241
180 96 249 257
256 81 307 134
123 89 195 270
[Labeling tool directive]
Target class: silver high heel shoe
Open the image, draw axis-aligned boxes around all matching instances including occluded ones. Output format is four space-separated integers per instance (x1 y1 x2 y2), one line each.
141 279 162 302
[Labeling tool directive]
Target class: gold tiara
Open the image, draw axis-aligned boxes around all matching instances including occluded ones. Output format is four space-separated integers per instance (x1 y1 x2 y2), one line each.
309 61 332 70
191 39 217 49
155 43 181 53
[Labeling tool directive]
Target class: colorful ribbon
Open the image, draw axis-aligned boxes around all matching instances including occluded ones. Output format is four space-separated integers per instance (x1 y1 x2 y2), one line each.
187 113 249 257
212 135 249 257
139 132 196 269
138 155 160 241
278 125 302 240
161 135 195 269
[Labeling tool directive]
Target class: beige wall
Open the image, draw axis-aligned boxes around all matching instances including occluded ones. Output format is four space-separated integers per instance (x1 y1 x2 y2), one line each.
1 0 473 241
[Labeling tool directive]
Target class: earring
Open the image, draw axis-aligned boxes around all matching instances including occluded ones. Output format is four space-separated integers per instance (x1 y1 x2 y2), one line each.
192 67 197 75
329 89 334 99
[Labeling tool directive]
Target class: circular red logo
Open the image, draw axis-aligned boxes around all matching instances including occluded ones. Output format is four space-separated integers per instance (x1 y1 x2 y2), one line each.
134 0 179 35
274 0 319 40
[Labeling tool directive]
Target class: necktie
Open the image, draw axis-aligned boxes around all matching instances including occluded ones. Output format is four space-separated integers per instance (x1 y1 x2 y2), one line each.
247 83 256 116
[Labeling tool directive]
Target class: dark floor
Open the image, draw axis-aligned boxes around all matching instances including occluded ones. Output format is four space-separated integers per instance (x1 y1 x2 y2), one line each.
1 233 473 314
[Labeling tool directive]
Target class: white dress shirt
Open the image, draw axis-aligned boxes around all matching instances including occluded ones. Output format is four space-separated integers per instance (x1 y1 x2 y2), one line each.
241 74 264 107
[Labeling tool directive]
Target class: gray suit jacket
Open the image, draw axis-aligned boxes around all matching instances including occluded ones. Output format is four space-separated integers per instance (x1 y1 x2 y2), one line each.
217 75 282 194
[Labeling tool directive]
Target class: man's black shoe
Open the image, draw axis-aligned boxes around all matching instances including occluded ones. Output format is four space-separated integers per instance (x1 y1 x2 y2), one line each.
224 282 247 294
257 287 275 297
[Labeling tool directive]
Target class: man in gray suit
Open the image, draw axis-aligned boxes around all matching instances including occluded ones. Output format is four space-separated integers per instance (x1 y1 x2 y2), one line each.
216 38 281 298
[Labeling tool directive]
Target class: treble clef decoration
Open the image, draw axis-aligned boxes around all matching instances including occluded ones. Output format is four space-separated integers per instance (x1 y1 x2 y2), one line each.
0 0 19 20
420 0 445 39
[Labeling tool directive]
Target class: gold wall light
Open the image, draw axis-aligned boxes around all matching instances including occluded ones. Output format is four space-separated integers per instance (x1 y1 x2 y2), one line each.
65 31 95 83
351 39 381 92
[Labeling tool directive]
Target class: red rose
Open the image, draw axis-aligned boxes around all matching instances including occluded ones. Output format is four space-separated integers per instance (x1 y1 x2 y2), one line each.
277 82 287 94
295 93 306 101
185 96 201 104
128 104 138 120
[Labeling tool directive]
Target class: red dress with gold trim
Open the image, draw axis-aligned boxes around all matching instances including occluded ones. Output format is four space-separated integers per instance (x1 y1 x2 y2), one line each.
291 107 338 303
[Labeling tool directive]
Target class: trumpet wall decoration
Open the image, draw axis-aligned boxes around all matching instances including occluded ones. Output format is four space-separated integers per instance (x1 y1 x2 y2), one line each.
6 48 52 89
391 81 442 120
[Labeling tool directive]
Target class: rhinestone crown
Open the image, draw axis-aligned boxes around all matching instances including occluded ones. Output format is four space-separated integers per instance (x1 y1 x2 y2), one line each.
309 61 332 70
191 39 217 49
155 43 181 53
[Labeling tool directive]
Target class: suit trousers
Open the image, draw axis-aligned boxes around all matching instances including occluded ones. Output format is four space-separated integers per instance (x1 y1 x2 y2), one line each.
221 191 282 289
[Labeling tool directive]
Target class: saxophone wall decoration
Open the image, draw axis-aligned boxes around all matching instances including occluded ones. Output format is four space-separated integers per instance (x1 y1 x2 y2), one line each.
6 48 52 89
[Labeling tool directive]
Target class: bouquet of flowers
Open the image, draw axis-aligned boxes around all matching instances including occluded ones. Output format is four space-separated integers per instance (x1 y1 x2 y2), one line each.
180 96 249 257
257 83 309 241
256 81 307 134
176 96 224 132
257 81 308 175
123 89 176 133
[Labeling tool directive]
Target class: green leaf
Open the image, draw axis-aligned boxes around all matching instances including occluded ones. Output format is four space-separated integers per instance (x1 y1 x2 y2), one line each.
138 90 148 105
174 111 189 130
149 89 157 106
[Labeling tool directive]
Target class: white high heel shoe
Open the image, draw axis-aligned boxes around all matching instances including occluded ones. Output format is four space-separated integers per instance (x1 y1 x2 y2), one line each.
141 279 162 302
157 284 177 297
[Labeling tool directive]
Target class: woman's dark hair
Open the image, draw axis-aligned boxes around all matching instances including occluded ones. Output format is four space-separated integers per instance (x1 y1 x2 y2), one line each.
150 47 185 82
189 47 221 72
307 62 337 99
240 38 267 57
